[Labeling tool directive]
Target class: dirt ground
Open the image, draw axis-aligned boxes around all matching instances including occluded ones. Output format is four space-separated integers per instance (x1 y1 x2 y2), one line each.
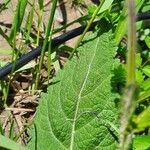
0 0 94 52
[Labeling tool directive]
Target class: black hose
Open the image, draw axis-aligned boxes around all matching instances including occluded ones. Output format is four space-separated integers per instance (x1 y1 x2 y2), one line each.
0 12 150 79
0 21 99 79
136 12 150 21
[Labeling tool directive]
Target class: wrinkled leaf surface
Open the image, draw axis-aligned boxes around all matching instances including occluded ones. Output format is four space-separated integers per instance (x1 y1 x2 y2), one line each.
29 31 118 150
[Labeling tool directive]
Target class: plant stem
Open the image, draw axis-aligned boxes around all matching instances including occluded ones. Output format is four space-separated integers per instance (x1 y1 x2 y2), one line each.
119 84 137 150
119 0 137 149
35 0 58 90
36 10 43 46
53 15 89 34
69 0 105 59
26 0 35 42
126 0 136 85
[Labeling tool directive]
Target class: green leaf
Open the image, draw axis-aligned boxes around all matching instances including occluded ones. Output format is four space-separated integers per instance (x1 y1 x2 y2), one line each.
0 134 27 150
88 0 114 15
0 48 12 55
38 0 43 10
136 70 144 85
88 4 97 16
138 88 150 103
15 61 36 73
115 0 144 44
28 31 118 149
25 0 35 42
133 135 150 150
141 78 150 90
136 53 142 67
133 106 150 132
0 61 8 67
142 1 150 12
142 65 150 77
144 29 150 36
9 0 27 41
111 64 126 94
0 121 4 135
145 36 150 49
99 0 114 13
136 21 143 31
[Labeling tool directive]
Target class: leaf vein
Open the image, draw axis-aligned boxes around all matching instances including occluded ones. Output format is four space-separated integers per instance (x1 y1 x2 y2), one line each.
69 37 100 150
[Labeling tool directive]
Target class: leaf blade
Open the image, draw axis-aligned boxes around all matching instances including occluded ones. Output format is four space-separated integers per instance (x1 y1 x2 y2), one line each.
29 31 118 150
0 134 27 150
133 135 150 150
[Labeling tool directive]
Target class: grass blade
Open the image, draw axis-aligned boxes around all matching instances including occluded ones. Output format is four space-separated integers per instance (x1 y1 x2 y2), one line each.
9 0 27 42
34 0 58 90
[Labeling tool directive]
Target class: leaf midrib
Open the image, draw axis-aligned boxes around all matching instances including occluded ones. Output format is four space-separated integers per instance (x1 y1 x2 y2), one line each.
69 37 100 150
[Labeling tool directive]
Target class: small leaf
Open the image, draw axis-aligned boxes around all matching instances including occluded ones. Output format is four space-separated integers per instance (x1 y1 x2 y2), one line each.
145 36 150 49
136 53 142 67
15 61 36 72
138 88 150 103
144 29 150 36
0 61 8 67
0 121 4 135
0 48 12 55
88 4 97 16
115 0 144 44
9 0 27 41
28 31 119 149
99 0 114 13
133 106 150 132
142 65 150 77
136 70 144 85
133 135 150 150
141 78 150 90
88 0 114 15
0 134 27 150
136 21 142 30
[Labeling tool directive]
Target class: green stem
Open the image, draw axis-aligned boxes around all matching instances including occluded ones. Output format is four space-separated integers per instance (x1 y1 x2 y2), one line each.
47 30 52 84
69 0 105 59
36 10 43 46
126 0 136 85
35 0 58 90
26 0 35 42
53 15 89 34
14 121 33 142
119 0 137 149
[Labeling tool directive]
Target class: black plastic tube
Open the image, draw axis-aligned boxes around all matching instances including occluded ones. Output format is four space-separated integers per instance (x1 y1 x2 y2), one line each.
0 12 150 79
0 21 99 79
136 12 150 21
